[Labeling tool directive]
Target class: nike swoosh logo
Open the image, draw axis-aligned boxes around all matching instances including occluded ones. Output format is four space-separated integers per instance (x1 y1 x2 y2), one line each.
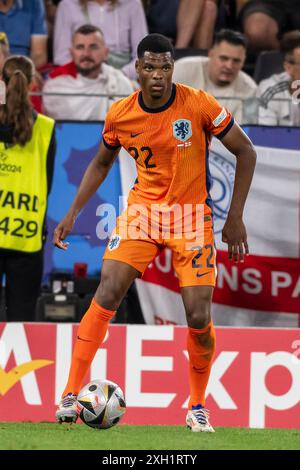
131 132 143 138
197 271 210 278
0 360 53 395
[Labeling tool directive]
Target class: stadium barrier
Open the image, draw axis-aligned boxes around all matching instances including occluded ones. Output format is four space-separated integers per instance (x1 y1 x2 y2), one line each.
32 91 298 126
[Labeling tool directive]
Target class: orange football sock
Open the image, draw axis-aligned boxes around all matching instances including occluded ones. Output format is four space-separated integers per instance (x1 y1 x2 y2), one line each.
62 298 115 397
187 321 216 409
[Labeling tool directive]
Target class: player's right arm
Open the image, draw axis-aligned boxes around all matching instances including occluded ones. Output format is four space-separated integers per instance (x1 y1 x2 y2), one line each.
53 142 120 250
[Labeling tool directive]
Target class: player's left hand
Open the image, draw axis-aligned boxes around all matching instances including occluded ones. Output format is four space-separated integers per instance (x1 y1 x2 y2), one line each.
222 215 249 263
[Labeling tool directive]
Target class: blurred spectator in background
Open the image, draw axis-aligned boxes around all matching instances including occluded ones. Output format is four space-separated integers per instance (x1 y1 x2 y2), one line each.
44 0 60 62
43 24 133 120
0 30 45 114
145 0 178 43
173 29 257 123
0 31 9 71
176 0 218 49
257 30 300 126
239 0 300 53
0 56 55 321
146 0 218 50
53 0 148 79
0 0 48 68
44 0 61 39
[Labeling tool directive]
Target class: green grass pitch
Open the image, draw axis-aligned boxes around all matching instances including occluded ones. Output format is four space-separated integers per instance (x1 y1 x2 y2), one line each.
0 423 300 450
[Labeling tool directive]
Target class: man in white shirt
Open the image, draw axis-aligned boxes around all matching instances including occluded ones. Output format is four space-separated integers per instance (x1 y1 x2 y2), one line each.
173 29 257 124
257 31 300 126
43 24 133 121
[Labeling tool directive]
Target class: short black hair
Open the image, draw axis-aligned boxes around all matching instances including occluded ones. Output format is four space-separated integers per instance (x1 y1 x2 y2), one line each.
280 30 300 60
213 29 247 49
137 33 175 59
74 24 104 37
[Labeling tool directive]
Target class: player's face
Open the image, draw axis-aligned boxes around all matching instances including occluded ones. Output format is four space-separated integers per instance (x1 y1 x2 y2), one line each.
71 32 108 78
284 47 300 81
136 52 174 102
208 41 246 86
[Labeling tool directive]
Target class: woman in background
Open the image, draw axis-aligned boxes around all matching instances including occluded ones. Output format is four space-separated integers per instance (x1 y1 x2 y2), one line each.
0 56 56 321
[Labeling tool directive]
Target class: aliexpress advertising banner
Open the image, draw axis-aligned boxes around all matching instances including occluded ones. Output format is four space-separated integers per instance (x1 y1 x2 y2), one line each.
0 323 300 429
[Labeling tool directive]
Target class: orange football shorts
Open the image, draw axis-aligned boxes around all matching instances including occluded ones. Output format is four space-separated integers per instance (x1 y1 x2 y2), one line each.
103 207 217 287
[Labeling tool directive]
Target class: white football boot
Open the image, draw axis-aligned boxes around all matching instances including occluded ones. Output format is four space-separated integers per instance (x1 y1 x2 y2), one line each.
56 393 79 423
186 404 215 433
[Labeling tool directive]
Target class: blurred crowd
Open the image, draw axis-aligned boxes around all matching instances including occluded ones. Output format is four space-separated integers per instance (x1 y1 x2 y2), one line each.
0 0 300 125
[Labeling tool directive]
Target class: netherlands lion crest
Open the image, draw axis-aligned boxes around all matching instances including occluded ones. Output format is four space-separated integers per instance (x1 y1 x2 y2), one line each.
172 119 192 142
108 234 121 251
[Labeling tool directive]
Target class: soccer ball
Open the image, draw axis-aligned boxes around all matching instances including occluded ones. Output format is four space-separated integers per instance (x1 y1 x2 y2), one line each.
77 379 126 429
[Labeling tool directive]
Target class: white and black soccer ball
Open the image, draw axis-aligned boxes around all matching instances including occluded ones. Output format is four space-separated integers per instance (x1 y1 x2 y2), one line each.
77 379 126 429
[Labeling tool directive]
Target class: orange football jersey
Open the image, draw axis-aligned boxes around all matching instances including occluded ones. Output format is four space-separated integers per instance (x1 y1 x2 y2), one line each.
102 83 233 216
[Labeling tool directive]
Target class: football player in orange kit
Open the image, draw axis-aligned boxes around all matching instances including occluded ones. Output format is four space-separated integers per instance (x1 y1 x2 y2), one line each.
53 33 256 432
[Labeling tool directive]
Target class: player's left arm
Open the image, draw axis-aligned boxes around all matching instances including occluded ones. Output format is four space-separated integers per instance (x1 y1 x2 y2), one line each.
219 122 257 262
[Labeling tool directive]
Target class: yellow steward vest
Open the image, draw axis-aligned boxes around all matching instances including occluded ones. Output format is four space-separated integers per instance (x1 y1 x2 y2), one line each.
0 114 55 252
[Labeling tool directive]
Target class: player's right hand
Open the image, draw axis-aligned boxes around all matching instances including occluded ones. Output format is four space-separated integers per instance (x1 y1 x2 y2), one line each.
53 213 76 250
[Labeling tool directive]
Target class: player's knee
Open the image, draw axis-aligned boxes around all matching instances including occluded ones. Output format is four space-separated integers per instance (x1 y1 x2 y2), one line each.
95 273 124 311
186 302 211 329
187 311 211 329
